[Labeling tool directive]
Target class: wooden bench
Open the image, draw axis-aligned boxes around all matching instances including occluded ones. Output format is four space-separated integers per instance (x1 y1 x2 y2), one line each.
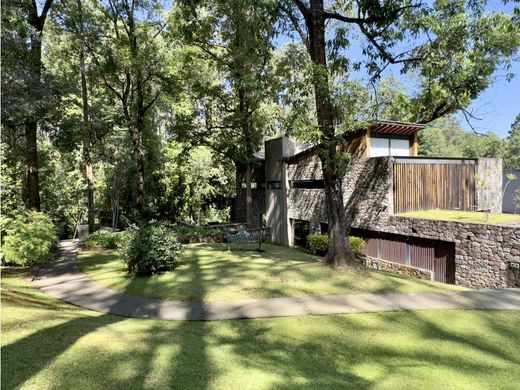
227 227 264 252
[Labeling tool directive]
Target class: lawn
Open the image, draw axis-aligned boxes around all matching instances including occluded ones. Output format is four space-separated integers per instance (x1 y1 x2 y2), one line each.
398 210 520 224
78 243 467 301
2 268 519 389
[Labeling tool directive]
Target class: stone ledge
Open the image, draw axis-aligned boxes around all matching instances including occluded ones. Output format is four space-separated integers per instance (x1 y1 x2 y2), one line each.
364 257 433 281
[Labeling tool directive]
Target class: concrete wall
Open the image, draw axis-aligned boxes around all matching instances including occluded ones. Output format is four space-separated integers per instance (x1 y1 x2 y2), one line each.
264 136 307 244
503 169 520 214
476 158 503 213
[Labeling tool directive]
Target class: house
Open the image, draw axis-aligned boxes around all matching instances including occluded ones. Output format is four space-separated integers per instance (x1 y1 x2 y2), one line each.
232 121 520 289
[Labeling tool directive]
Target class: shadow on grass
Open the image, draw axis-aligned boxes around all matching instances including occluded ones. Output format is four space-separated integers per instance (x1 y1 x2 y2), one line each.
2 264 519 388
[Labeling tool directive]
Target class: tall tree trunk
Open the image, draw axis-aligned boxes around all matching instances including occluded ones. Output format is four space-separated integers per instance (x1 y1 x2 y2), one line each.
306 0 356 267
238 85 254 227
25 31 43 211
25 120 41 211
24 0 53 211
245 163 253 227
130 121 145 218
77 0 95 232
128 9 145 220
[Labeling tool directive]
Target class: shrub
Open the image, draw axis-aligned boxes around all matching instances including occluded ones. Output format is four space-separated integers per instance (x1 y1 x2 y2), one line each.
306 234 365 257
1 211 58 267
120 223 183 276
84 230 126 249
307 234 329 256
349 236 365 257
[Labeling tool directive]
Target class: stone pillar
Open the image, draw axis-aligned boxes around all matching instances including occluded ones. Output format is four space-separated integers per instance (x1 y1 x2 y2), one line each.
476 158 503 214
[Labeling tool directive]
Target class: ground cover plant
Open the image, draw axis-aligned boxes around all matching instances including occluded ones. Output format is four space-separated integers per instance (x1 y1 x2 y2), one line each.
399 210 520 224
78 243 467 302
2 268 519 389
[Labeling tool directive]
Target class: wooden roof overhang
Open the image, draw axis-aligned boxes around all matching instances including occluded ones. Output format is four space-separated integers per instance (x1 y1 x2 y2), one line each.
368 120 426 135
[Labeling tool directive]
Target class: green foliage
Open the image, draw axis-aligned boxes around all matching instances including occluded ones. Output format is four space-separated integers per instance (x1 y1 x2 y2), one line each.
307 234 330 256
1 212 58 266
160 143 234 224
120 223 183 276
307 234 365 257
84 230 127 249
505 113 520 169
419 116 508 160
349 236 365 257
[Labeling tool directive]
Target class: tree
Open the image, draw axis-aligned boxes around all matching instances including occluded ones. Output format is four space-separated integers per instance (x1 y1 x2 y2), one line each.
2 0 56 211
173 0 278 227
279 0 520 267
84 0 171 220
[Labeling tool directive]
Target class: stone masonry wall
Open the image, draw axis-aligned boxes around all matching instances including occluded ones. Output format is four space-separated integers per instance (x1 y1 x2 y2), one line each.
286 155 519 288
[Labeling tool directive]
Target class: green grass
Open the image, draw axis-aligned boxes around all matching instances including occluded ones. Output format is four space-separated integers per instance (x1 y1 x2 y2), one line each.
78 243 467 302
399 210 520 224
2 268 519 389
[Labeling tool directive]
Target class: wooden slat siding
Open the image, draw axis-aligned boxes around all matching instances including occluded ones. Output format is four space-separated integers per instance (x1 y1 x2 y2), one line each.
393 162 476 213
352 228 456 284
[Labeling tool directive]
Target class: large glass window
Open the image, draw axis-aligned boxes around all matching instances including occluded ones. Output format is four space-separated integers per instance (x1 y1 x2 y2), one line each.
370 135 411 157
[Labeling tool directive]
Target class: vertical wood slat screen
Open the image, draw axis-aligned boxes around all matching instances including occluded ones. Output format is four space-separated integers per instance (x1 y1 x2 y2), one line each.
393 163 476 213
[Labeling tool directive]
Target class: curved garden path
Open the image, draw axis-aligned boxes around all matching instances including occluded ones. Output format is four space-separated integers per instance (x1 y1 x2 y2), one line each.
33 240 520 321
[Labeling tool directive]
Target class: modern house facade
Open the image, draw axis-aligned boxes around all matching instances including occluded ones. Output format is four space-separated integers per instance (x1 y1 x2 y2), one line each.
232 121 520 289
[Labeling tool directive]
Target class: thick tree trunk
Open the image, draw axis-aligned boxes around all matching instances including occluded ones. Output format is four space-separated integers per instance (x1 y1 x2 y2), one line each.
130 121 145 218
77 0 95 232
25 30 43 211
245 162 253 227
306 0 356 267
25 120 41 211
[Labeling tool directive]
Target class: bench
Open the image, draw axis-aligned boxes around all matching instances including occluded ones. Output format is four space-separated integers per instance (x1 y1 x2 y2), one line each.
227 227 264 252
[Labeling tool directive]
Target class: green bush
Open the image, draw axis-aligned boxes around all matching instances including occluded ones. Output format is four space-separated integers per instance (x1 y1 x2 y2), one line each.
349 236 365 257
1 212 58 267
307 234 329 256
307 234 365 257
84 230 126 249
120 223 183 276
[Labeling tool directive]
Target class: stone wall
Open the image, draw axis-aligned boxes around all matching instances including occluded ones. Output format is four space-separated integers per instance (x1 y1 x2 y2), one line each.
362 216 520 289
287 157 394 232
364 257 433 281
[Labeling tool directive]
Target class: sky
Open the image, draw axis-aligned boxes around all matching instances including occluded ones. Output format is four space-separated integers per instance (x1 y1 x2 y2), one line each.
457 60 519 138
274 1 519 139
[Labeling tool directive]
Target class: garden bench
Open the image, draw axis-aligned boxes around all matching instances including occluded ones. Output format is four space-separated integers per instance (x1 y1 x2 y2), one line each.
227 227 264 252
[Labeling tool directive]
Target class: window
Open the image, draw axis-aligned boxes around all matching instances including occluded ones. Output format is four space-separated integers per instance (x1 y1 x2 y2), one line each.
390 138 410 156
240 182 258 189
292 219 310 247
320 223 329 235
290 180 325 189
370 135 411 157
267 181 282 189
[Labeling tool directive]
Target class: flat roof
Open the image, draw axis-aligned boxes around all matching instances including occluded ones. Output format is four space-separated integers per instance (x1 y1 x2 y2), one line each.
369 120 426 135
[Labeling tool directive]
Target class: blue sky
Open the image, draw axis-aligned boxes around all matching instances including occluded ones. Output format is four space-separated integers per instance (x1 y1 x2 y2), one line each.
457 61 519 138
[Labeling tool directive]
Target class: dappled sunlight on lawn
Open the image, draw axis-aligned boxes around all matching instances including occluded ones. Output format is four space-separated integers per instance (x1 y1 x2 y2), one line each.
1 270 518 389
77 243 468 302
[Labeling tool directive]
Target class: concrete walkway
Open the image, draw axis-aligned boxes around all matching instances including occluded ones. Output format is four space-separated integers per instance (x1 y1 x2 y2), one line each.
33 240 520 321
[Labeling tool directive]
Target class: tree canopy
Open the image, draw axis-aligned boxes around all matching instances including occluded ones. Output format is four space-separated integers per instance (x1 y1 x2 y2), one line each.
1 0 519 264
